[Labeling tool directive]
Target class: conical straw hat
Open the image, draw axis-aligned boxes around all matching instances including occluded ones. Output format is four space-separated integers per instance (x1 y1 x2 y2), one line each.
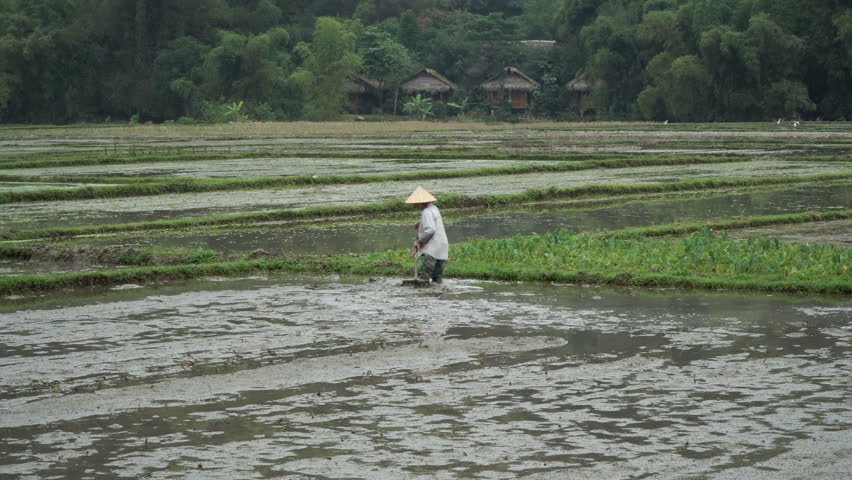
405 186 437 204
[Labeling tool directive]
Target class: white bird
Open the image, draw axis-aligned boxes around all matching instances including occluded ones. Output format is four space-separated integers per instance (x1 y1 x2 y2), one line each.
776 118 781 124
663 119 668 124
793 120 800 128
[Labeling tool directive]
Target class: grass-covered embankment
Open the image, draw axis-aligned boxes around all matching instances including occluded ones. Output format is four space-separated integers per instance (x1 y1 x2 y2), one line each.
440 227 850 293
0 148 724 171
2 211 849 296
0 155 752 204
0 244 224 266
0 151 276 170
2 174 849 241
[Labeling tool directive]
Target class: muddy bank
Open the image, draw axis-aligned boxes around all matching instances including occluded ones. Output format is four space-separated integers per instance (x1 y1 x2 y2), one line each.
1 274 850 478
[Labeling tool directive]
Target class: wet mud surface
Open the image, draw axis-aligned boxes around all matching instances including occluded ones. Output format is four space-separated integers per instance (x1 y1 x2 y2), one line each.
1 274 850 479
1 159 847 230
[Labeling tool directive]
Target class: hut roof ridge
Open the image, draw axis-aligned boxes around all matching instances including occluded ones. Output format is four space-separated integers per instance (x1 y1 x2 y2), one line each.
400 68 458 93
351 72 381 89
420 68 457 89
480 66 540 91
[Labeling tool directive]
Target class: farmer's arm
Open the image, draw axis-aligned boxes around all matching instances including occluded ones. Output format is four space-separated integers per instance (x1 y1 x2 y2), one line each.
417 210 436 245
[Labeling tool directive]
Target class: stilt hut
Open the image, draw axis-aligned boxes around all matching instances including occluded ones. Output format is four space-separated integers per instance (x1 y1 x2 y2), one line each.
345 73 382 114
481 66 540 113
399 68 457 104
566 75 604 118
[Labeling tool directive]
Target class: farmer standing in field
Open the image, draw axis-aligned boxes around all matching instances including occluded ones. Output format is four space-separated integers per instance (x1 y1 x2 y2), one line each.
407 186 449 284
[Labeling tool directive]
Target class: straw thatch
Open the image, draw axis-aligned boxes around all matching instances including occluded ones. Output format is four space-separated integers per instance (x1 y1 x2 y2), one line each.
566 75 606 118
345 72 382 94
400 69 458 94
566 76 605 92
518 40 556 49
480 67 540 92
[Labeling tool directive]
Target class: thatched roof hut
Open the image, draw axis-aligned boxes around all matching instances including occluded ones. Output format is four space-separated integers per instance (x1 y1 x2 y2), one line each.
399 69 458 103
345 73 382 114
481 67 540 93
566 75 605 118
566 76 604 92
481 67 540 112
345 72 381 94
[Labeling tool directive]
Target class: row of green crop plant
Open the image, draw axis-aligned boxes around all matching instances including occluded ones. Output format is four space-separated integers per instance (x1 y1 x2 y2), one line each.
0 156 752 204
355 228 850 294
448 229 848 279
1 213 849 296
2 175 849 241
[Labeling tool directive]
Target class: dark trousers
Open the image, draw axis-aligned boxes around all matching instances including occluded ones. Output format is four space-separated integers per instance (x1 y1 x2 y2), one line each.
418 254 446 283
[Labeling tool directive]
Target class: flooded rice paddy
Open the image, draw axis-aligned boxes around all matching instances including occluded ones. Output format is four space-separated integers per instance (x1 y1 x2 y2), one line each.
0 157 546 180
1 159 848 231
1 123 850 479
1 274 850 479
42 184 852 260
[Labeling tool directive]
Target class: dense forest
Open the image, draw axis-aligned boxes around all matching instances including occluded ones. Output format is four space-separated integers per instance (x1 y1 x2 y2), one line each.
0 0 850 123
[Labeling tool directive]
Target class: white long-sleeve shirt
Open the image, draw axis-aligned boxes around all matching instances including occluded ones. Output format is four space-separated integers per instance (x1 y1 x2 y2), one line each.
416 203 449 260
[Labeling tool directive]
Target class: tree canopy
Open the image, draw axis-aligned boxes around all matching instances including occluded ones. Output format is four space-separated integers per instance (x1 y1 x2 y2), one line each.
0 0 849 122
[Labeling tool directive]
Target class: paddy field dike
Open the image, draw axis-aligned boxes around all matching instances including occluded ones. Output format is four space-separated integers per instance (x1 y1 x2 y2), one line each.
0 121 850 479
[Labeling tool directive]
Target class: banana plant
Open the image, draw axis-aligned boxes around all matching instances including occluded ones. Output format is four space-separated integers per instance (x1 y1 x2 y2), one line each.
402 94 433 121
447 96 470 119
225 100 247 122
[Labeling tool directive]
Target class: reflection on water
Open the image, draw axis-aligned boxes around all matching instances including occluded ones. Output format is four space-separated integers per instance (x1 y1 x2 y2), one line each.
71 184 851 255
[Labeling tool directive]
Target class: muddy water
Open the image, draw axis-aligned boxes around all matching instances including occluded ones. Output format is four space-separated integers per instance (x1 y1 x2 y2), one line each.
1 159 848 231
0 259 96 277
1 274 850 479
52 184 852 257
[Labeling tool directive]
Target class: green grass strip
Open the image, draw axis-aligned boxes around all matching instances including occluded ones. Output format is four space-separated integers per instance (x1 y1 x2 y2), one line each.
0 155 751 204
0 174 168 184
334 216 851 295
606 211 852 238
3 174 850 241
1 211 849 296
0 244 222 265
0 149 634 170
